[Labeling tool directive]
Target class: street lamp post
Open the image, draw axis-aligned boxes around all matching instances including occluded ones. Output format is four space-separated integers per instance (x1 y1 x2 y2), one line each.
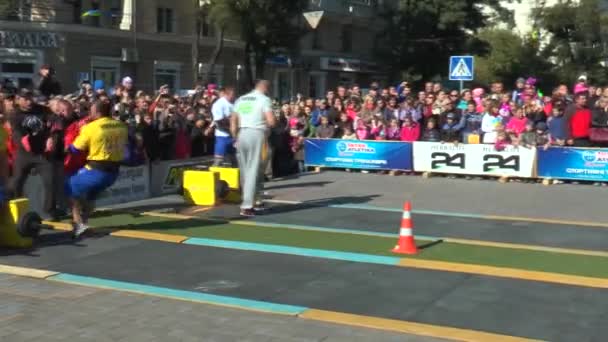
236 64 242 94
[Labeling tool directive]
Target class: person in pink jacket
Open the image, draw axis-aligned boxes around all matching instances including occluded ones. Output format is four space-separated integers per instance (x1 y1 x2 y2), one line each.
505 107 528 141
400 116 420 142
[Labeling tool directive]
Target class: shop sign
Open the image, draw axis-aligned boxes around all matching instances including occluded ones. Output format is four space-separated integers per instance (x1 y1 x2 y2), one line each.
0 31 61 48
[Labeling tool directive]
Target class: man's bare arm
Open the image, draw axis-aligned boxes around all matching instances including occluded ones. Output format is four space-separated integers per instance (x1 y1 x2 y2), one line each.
230 112 239 138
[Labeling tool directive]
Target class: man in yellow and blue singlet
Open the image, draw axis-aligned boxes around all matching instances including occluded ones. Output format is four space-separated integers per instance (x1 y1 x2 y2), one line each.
65 99 128 238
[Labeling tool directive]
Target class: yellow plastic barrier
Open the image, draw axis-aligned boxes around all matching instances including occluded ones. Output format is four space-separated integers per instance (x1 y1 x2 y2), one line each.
0 199 34 249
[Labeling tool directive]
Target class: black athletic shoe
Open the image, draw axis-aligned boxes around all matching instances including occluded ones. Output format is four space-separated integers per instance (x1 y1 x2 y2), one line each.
240 208 255 217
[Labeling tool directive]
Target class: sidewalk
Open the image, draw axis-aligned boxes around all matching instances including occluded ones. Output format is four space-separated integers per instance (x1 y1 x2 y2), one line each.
264 171 608 223
0 274 441 342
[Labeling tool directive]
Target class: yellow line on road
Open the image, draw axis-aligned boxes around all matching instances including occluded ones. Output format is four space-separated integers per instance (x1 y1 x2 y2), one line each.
399 259 608 289
43 221 72 231
483 214 608 229
300 309 542 342
139 211 196 220
110 230 189 243
440 237 608 258
0 264 58 279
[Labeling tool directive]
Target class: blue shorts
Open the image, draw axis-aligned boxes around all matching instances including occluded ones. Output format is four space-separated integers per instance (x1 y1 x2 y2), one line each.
65 166 119 201
214 136 235 157
0 184 6 204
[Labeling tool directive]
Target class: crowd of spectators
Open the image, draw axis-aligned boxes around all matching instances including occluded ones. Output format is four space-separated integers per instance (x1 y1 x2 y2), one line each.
284 77 608 151
2 65 608 218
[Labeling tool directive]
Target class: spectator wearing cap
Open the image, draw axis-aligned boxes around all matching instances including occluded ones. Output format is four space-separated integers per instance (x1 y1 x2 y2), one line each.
564 93 592 147
511 78 526 105
38 64 62 99
93 80 106 98
9 89 60 219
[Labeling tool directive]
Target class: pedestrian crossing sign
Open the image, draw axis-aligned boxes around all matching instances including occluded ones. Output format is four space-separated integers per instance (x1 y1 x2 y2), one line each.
449 56 474 81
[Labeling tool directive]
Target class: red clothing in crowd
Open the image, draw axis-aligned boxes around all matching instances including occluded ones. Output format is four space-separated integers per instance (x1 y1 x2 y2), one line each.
4 122 15 176
400 123 421 142
63 118 89 175
570 108 592 139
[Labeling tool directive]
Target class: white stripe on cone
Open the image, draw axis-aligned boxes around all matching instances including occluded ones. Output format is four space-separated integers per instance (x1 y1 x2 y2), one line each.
402 211 411 219
399 228 413 236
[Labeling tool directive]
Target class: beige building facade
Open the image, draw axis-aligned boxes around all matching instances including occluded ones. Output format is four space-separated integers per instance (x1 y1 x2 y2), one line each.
0 0 243 94
0 0 390 99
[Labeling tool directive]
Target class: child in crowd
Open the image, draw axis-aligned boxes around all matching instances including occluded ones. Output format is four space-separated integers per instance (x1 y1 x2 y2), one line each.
386 118 401 140
481 101 502 143
494 126 509 151
315 116 335 139
440 113 463 143
498 93 512 120
400 116 421 142
535 122 550 148
342 126 357 140
547 102 566 146
355 118 370 140
461 101 482 143
421 119 441 142
518 121 537 148
506 107 528 142
335 112 353 138
370 117 386 140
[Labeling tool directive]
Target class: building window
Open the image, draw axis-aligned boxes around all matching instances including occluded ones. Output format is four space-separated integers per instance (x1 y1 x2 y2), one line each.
154 61 181 91
198 64 223 85
341 24 352 52
91 57 121 92
109 0 122 28
157 7 174 33
201 13 215 37
89 0 101 27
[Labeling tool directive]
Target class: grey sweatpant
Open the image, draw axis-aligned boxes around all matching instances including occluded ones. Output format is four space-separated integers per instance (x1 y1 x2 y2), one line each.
237 128 265 209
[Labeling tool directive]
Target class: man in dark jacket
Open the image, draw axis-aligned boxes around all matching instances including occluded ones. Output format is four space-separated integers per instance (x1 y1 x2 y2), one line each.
9 89 59 219
37 65 62 99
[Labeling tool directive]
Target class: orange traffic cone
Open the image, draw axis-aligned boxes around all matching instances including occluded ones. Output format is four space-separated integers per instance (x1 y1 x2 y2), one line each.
391 201 418 255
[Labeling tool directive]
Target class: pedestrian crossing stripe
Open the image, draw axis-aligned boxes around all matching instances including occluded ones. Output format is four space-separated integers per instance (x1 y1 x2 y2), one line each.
451 58 473 78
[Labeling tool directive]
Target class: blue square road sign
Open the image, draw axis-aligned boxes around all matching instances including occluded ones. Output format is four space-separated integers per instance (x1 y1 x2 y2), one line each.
449 56 474 81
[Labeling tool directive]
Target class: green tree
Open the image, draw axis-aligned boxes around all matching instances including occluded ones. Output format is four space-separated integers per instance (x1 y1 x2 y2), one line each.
376 0 516 83
474 29 555 88
535 0 608 85
206 0 307 87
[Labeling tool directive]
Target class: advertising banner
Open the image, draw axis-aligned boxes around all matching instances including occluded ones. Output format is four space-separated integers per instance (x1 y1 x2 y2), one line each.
413 142 536 177
149 157 213 196
304 139 413 170
537 147 608 181
95 165 150 207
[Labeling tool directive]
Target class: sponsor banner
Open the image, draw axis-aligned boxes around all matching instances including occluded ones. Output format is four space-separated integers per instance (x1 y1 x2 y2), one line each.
95 165 150 207
538 147 608 181
149 157 213 196
304 139 413 170
413 142 536 177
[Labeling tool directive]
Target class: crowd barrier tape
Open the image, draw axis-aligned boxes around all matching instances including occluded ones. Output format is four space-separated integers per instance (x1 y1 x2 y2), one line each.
413 142 537 178
304 139 413 171
537 147 608 181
